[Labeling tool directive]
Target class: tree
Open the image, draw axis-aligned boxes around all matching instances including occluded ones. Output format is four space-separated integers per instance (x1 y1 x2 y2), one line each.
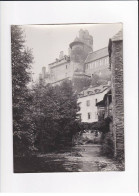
91 73 111 87
72 76 91 92
32 80 80 152
12 25 35 156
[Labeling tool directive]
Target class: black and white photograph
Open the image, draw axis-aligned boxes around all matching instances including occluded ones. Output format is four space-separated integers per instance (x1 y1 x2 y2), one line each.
12 23 124 173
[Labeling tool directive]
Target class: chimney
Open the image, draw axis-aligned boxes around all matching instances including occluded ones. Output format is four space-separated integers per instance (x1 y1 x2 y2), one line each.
39 73 42 80
59 51 64 60
42 67 46 79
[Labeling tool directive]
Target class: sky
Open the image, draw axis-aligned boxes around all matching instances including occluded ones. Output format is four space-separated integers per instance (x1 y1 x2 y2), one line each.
22 23 122 81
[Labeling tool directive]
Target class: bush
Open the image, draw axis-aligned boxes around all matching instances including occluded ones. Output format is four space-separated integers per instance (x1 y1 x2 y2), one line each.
100 132 114 157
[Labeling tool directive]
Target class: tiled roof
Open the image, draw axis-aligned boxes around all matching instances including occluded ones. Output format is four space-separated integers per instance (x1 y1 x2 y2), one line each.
111 29 123 41
78 84 111 98
85 47 108 64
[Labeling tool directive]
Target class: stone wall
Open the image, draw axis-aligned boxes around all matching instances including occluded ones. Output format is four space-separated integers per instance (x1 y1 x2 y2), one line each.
110 40 124 161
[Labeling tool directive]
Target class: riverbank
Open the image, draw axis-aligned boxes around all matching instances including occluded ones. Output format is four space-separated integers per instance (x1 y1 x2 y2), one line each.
14 144 122 173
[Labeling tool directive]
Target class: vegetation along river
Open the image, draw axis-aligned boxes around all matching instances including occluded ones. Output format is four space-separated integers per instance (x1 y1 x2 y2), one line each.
14 144 120 173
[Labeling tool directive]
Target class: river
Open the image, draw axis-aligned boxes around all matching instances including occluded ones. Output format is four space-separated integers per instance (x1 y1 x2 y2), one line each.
14 144 120 173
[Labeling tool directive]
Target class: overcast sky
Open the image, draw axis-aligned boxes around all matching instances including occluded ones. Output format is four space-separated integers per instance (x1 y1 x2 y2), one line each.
22 23 122 81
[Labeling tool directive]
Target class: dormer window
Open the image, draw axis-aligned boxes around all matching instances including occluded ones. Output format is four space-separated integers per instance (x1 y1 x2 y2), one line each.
94 89 100 93
87 91 92 95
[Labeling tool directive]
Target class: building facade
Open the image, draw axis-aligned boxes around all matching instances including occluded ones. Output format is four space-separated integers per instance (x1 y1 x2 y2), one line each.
39 29 111 87
84 47 110 78
77 84 110 123
96 89 112 121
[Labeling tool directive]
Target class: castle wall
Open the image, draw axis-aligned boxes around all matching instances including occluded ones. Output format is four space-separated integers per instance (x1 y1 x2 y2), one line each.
85 56 110 77
50 61 72 83
110 39 124 160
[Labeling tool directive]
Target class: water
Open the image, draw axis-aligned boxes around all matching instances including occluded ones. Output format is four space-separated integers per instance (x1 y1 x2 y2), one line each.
14 144 113 173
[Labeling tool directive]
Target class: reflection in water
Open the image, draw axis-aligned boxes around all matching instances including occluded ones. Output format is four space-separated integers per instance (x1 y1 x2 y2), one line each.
14 144 108 173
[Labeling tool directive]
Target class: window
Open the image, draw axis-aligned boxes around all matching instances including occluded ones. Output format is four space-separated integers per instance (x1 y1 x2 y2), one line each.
77 102 81 111
86 100 90 106
88 112 91 119
95 112 97 119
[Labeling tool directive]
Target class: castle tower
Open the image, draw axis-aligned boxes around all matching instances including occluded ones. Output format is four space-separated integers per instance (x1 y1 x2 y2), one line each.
69 29 93 72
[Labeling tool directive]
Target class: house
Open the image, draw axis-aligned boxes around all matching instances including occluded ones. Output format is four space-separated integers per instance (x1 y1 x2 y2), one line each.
96 89 112 121
77 84 111 123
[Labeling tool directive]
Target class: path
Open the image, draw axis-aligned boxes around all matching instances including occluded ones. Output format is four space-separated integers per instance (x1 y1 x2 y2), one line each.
14 144 120 173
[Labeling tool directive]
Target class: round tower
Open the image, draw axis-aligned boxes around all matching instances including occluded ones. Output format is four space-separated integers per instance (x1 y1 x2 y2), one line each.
69 29 93 72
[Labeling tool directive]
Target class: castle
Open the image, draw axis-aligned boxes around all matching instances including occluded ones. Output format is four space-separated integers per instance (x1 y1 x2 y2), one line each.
39 29 111 88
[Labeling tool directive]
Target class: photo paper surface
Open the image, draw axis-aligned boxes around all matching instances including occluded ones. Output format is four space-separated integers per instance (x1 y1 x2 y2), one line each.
12 23 124 173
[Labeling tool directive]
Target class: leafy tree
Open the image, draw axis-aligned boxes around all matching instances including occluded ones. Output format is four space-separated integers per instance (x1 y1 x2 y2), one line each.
32 80 80 152
72 77 91 92
91 73 111 87
12 25 35 156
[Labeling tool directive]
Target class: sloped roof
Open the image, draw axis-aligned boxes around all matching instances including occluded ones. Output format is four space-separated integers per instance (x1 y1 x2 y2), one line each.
78 84 111 98
111 29 123 41
85 47 108 64
96 89 112 106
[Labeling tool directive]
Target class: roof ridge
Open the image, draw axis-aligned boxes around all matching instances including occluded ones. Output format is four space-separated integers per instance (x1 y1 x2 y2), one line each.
93 46 108 53
88 46 108 55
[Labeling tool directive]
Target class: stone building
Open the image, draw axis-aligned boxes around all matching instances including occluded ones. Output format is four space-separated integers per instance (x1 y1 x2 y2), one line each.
48 52 71 84
96 89 112 121
69 29 93 72
108 29 124 159
39 29 111 88
85 47 111 79
77 84 111 123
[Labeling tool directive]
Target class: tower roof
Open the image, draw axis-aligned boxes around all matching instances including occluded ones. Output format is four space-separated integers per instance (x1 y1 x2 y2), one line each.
69 40 84 49
69 29 93 49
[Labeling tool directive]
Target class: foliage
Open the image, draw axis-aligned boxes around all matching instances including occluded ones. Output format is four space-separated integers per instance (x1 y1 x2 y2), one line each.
91 74 110 87
100 132 114 157
79 118 114 157
79 118 111 133
31 80 80 152
72 77 91 93
12 25 35 156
